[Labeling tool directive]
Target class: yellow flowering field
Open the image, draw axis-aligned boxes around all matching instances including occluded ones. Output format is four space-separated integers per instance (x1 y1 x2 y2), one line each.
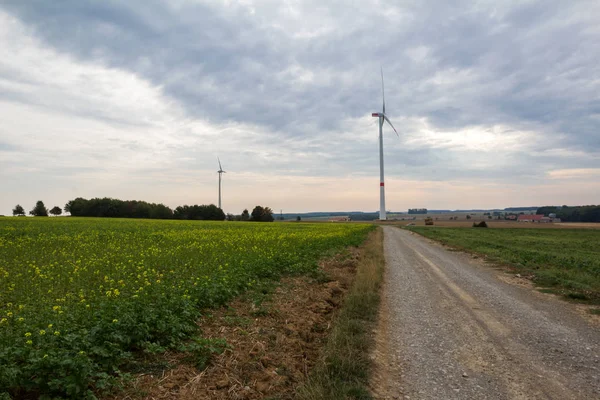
0 217 373 399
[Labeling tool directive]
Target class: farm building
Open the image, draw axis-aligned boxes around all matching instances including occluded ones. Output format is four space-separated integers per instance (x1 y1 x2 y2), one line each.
517 214 561 223
328 216 351 222
517 214 544 222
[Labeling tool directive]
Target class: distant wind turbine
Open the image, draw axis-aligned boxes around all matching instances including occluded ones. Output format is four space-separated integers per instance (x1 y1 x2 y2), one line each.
372 68 399 220
217 157 226 210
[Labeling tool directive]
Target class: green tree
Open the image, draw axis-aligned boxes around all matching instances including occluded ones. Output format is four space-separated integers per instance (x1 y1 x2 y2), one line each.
173 204 225 220
251 206 264 221
49 206 62 216
12 204 25 216
30 201 48 217
64 197 87 216
466 215 471 220
241 209 250 221
296 216 301 221
251 206 274 222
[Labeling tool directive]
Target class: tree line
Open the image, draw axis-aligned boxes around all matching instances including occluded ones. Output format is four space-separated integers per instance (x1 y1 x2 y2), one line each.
12 201 61 217
226 206 275 222
408 208 428 214
537 205 600 222
12 198 276 222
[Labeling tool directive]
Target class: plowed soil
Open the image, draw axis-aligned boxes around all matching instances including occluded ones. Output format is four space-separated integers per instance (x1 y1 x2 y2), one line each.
111 250 359 399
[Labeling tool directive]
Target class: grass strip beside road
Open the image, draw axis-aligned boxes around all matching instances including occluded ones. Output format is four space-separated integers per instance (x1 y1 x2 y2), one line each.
296 228 384 400
406 227 600 303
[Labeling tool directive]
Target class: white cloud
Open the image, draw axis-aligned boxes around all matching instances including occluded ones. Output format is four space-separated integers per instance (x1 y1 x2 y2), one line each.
547 168 600 180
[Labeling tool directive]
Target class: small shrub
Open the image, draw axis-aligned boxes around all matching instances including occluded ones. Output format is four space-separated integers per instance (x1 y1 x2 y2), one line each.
178 337 228 370
566 292 589 301
473 221 488 228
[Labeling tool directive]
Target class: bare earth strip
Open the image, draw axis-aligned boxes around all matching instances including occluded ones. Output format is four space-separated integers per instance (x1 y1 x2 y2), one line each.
371 227 600 400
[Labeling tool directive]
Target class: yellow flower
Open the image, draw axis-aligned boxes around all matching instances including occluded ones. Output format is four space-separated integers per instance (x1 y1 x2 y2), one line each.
47 324 53 328
54 331 60 336
112 319 118 323
39 330 46 335
17 317 24 322
24 332 32 337
26 340 33 345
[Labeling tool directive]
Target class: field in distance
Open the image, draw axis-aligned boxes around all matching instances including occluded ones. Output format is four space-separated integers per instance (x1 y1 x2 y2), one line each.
387 219 600 229
406 226 600 303
0 217 373 399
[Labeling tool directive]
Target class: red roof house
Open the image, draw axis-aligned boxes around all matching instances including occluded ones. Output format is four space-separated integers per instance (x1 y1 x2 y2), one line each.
517 214 544 222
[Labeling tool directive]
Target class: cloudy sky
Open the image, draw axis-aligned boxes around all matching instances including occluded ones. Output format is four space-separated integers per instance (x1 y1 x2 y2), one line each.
1 0 599 215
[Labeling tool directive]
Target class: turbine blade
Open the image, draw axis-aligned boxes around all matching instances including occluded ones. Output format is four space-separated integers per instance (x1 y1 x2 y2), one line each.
381 67 385 114
384 115 399 137
218 157 223 171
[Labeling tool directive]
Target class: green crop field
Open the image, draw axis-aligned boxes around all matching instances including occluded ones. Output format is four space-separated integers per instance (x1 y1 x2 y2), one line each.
407 227 600 302
0 217 373 399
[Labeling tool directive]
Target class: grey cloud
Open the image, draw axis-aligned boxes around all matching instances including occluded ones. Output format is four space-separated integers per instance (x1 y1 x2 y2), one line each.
0 141 19 151
1 0 599 181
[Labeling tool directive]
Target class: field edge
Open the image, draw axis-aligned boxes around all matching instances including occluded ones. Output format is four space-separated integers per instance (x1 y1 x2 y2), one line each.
404 226 600 306
295 227 384 400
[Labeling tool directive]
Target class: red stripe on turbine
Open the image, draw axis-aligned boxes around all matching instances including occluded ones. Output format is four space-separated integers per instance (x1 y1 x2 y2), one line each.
380 182 384 186
372 113 379 117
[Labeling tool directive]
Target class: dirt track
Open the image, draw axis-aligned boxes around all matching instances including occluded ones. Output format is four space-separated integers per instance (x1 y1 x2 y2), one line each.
371 227 600 399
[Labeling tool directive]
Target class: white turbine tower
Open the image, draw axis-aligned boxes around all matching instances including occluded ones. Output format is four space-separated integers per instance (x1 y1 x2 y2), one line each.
217 157 226 210
372 68 399 220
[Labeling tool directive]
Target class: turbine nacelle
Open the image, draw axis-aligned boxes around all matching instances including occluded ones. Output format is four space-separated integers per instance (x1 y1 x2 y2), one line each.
372 112 399 137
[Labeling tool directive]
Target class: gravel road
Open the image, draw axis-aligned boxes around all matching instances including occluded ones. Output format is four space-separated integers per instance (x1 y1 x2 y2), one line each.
371 227 600 400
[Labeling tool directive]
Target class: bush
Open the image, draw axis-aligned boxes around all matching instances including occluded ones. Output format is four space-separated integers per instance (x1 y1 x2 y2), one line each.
473 221 488 228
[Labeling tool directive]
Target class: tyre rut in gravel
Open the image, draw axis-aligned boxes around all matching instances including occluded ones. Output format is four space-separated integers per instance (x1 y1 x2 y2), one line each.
371 227 599 400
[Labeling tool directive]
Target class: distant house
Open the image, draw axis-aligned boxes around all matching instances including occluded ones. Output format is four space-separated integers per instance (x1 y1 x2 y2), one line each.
506 215 517 220
517 214 544 222
328 216 351 222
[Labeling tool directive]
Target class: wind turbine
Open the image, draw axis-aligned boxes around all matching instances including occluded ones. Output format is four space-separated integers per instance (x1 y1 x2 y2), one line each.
217 157 226 210
372 68 399 220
